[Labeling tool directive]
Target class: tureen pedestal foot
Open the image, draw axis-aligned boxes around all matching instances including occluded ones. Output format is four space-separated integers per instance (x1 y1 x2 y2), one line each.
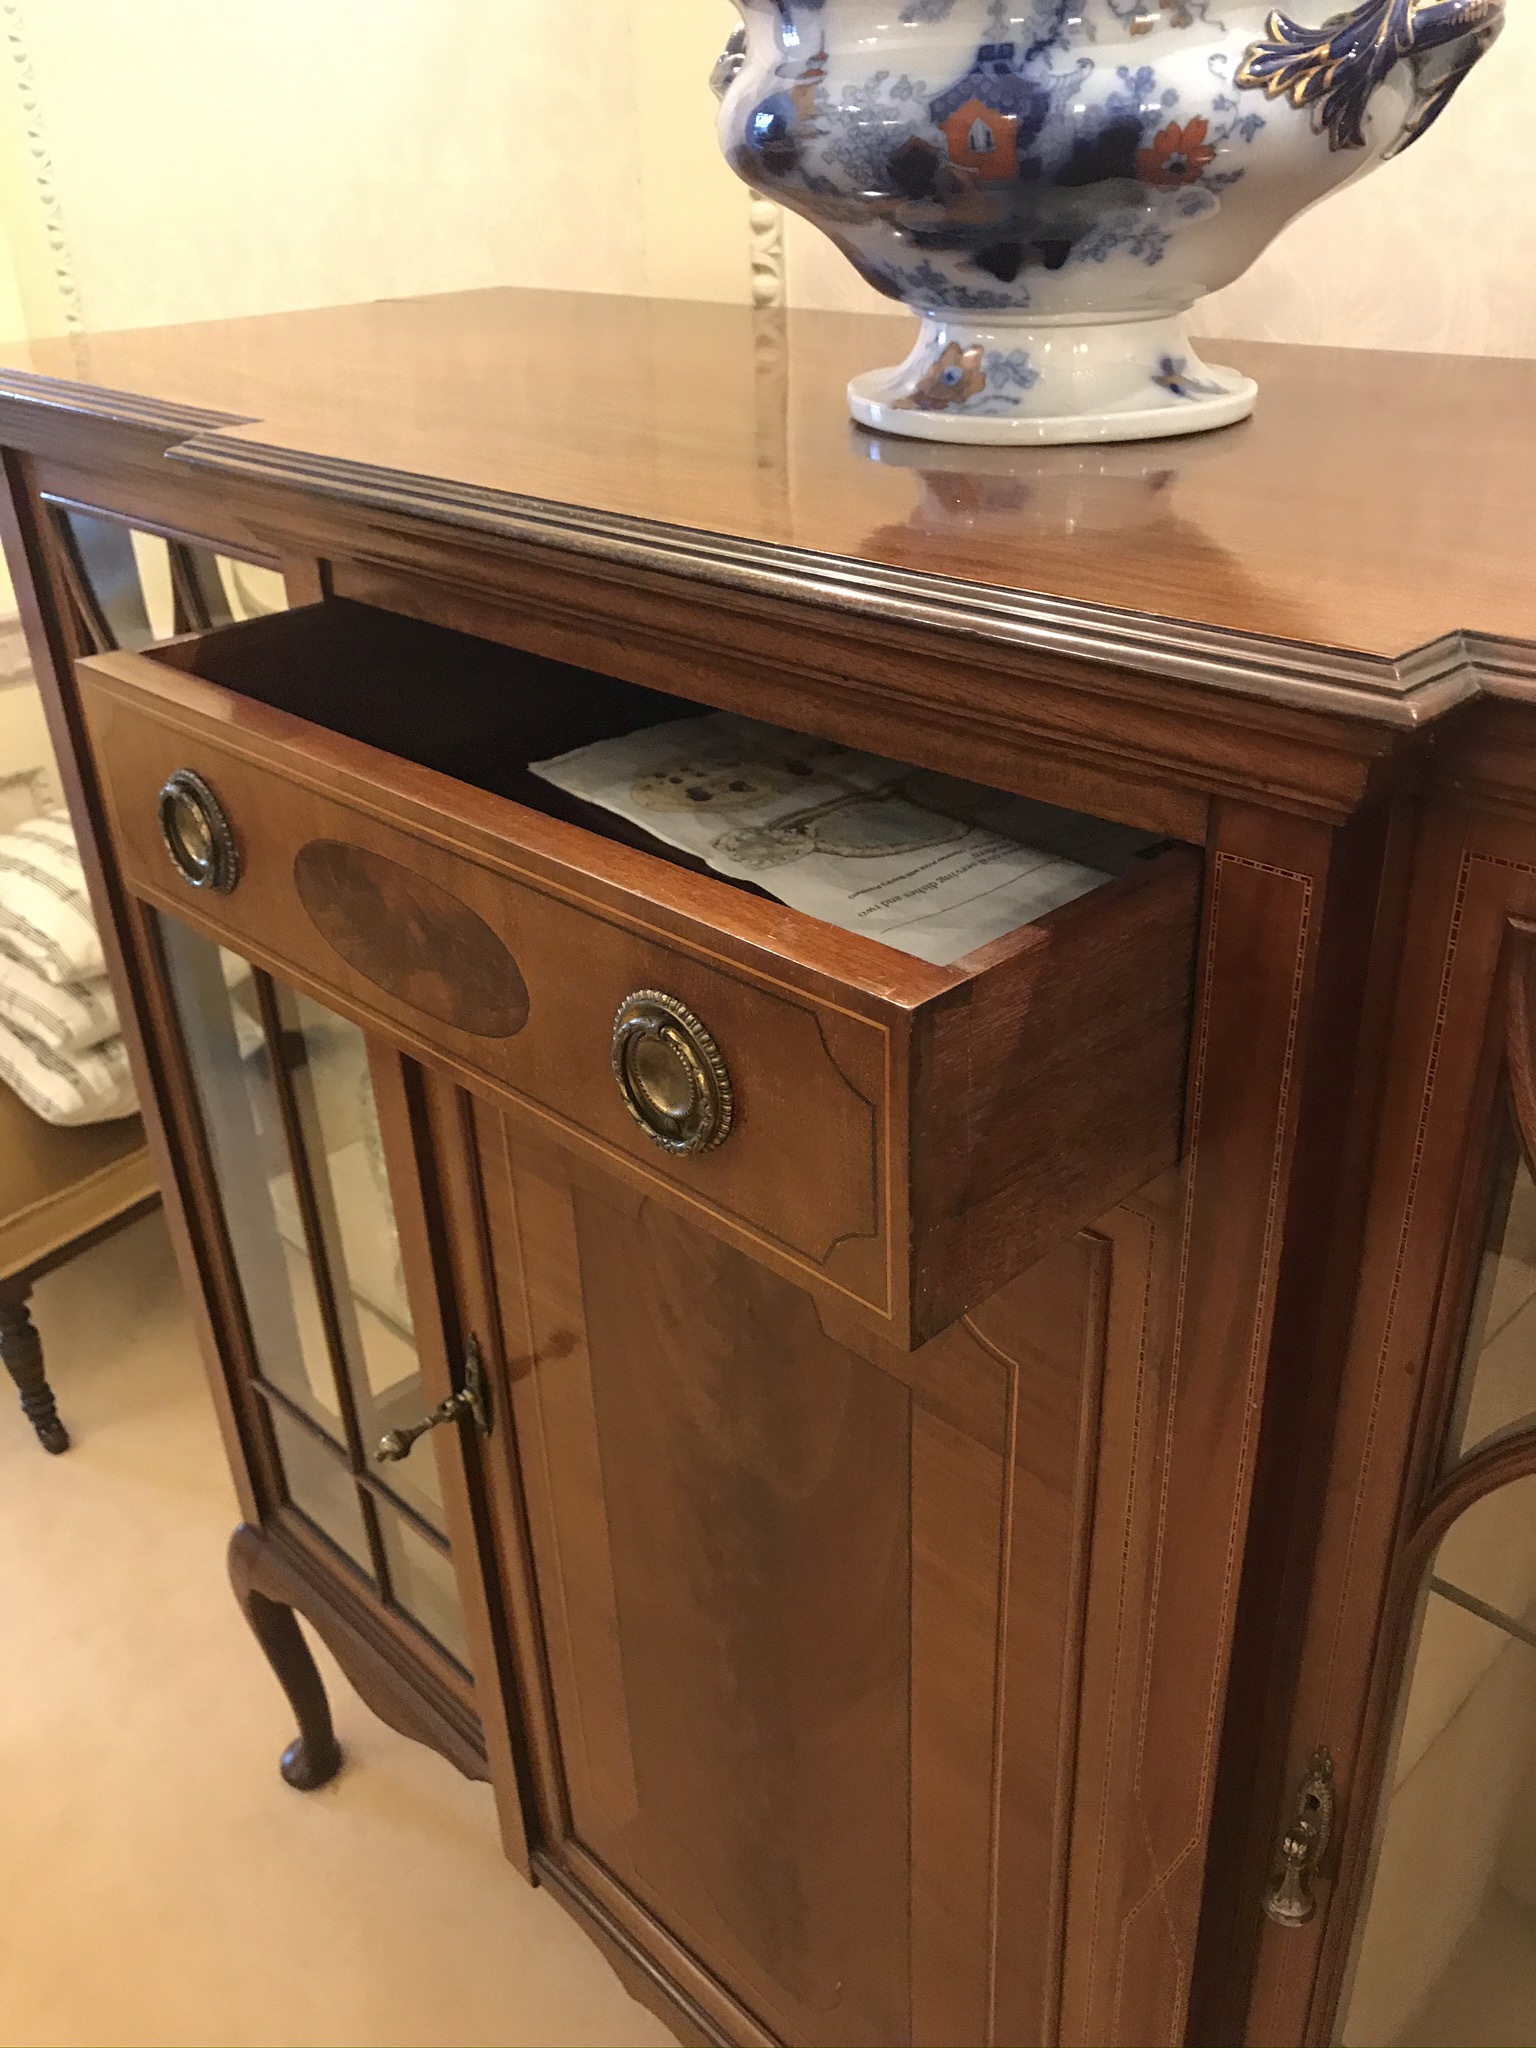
848 310 1256 448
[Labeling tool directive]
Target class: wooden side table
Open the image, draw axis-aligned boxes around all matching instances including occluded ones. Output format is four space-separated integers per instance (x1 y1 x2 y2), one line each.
0 1081 157 1451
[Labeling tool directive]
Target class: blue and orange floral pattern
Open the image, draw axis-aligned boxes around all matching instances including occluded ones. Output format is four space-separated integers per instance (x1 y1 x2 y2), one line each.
728 2 1272 301
718 0 1503 442
894 337 1042 413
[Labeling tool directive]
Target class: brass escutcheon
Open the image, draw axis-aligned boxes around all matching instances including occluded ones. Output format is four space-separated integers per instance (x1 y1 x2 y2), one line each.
1263 1747 1335 1928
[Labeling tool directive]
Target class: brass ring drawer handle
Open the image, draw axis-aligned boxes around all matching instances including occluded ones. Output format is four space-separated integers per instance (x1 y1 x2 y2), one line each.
157 769 240 895
612 991 734 1156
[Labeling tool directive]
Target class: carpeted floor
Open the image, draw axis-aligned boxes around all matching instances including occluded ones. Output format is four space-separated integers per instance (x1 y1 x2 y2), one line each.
0 1208 670 2048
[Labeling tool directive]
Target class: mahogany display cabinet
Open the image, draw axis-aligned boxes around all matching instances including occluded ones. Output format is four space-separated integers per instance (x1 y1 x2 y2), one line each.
3 291 1534 2048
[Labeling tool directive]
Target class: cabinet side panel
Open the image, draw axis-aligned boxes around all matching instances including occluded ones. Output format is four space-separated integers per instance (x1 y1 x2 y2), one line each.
1064 813 1332 2046
497 1142 643 1869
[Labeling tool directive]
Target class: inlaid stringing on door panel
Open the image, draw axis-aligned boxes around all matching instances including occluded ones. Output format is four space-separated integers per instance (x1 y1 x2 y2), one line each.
494 1120 912 2048
907 1229 1113 2048
477 1093 1169 2048
484 1123 641 1865
1056 1187 1178 2048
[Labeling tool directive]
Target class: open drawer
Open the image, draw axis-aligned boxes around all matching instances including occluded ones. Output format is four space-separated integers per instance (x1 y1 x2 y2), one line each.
79 600 1200 1349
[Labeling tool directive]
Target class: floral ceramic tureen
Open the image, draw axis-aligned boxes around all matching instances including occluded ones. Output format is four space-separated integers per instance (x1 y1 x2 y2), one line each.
714 0 1503 443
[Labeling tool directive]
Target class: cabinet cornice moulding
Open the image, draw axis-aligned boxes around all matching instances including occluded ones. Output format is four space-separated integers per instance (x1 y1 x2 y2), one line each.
0 361 1530 738
161 430 1536 732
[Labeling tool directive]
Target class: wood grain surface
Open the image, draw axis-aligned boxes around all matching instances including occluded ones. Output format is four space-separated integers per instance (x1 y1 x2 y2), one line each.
9 286 1521 2048
473 1100 1172 2048
0 290 1530 669
1238 758 1536 2044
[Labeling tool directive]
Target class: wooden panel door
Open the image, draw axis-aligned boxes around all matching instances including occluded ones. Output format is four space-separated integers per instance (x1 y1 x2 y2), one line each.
450 1092 1181 2048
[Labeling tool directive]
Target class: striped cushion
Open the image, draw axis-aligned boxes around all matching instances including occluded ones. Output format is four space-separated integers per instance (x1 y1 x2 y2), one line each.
0 953 119 1054
0 1017 137 1127
0 809 104 985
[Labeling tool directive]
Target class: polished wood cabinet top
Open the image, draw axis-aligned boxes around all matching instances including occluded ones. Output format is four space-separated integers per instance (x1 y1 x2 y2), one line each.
1 287 1532 696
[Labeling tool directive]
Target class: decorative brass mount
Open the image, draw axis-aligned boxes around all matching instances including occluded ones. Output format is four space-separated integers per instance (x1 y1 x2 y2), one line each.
375 1336 491 1464
158 768 240 895
612 990 734 1157
1263 1746 1335 1928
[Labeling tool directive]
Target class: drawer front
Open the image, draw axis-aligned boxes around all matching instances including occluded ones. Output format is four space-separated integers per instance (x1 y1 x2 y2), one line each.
80 603 1200 1348
85 675 898 1323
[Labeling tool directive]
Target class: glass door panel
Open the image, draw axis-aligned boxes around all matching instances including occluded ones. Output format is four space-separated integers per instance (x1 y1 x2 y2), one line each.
55 507 156 649
50 502 289 654
1343 1497 1536 2043
155 913 470 1670
269 983 447 1534
1446 1125 1536 1465
266 1405 375 1580
375 1497 471 1669
157 928 343 1440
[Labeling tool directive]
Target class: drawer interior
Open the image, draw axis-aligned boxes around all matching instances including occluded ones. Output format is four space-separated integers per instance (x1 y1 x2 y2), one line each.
159 597 718 854
153 600 1174 964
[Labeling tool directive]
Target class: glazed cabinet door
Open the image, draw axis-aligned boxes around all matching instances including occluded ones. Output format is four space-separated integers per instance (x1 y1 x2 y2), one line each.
139 905 528 1832
453 1091 1183 2048
1239 767 1536 2046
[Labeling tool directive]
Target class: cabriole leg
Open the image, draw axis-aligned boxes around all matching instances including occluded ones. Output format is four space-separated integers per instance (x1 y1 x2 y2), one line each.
227 1523 343 1790
0 1279 69 1454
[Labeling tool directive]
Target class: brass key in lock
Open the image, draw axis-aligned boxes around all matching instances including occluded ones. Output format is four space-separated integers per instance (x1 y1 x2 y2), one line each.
375 1337 491 1463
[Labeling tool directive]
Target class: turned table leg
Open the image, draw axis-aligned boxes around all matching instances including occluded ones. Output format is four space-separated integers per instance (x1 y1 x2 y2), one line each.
227 1523 343 1790
0 1280 69 1454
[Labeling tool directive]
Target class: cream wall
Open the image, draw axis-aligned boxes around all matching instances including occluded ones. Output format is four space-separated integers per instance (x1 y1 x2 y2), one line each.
0 1 759 790
0 2 1525 353
0 1 755 340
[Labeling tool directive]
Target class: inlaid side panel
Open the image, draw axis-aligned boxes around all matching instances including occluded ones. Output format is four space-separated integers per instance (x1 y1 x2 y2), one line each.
492 1150 641 1855
987 1233 1114 2047
1056 806 1361 2048
908 1229 1115 2048
910 1340 1011 2048
1098 838 1318 2045
1242 806 1536 2046
1059 1183 1182 2048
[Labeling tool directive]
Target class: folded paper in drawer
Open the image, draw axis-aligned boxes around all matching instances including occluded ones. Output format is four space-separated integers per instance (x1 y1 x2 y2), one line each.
531 713 1158 966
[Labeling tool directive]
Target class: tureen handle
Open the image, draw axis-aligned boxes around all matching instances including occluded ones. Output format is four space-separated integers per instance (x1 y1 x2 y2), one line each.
711 25 748 103
1236 0 1503 158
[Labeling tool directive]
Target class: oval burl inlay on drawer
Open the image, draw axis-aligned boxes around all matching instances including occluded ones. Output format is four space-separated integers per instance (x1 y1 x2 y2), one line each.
294 840 529 1038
